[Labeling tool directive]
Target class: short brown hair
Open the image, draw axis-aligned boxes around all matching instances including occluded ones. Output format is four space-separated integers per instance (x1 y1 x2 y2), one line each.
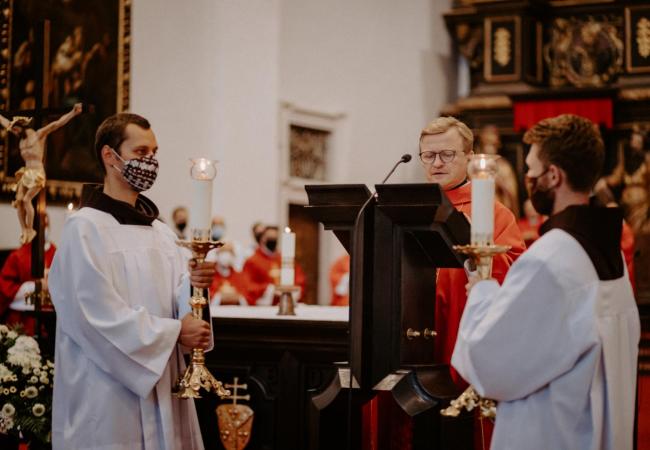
523 114 604 193
420 116 474 153
95 113 151 174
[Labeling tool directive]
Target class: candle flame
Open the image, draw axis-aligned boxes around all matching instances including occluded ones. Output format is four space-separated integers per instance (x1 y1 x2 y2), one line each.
284 227 292 233
67 202 74 211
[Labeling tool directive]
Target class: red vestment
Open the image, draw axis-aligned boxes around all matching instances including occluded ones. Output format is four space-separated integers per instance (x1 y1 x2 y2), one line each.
0 242 56 334
621 220 635 290
517 216 544 248
241 248 306 305
209 269 250 305
329 254 350 306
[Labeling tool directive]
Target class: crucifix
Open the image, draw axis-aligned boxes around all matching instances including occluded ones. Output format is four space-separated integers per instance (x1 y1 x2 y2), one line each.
0 20 83 344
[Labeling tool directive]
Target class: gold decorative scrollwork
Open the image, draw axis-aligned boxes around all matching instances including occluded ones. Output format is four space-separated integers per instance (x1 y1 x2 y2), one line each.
544 16 623 88
493 27 511 67
636 17 650 58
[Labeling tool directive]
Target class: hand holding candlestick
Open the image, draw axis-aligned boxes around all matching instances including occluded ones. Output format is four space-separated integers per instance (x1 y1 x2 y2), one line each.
442 154 509 420
173 158 230 399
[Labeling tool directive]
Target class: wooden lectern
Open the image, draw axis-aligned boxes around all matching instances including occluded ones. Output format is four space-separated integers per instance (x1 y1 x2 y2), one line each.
305 183 474 450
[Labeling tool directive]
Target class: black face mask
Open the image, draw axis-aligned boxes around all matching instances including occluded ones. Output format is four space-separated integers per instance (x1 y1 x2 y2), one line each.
176 221 187 232
526 170 555 216
264 239 277 253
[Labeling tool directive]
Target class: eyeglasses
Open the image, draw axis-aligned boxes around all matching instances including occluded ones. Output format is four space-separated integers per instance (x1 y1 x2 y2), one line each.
419 150 457 164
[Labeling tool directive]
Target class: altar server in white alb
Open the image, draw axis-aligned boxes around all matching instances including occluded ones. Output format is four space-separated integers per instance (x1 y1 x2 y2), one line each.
452 114 640 450
49 113 216 450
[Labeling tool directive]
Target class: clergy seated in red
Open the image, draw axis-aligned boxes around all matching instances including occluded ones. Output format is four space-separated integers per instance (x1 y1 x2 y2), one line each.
0 240 56 335
241 226 306 305
329 253 350 306
517 199 546 248
208 244 250 306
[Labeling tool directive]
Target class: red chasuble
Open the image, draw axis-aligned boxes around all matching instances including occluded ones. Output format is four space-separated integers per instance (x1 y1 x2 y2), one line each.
241 248 306 305
208 269 250 305
0 242 56 334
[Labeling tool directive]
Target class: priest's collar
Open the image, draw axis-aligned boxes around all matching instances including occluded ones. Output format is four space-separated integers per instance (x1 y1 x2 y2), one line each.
443 179 471 205
540 203 623 280
80 184 159 226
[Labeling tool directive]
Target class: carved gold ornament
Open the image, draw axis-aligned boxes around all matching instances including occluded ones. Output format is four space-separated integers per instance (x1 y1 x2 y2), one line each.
494 27 511 67
636 17 650 58
544 16 623 87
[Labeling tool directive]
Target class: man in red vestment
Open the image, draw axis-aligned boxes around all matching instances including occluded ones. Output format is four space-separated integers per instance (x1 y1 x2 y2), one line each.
0 239 56 334
421 117 525 450
419 117 525 382
329 253 350 306
209 244 250 305
241 226 306 305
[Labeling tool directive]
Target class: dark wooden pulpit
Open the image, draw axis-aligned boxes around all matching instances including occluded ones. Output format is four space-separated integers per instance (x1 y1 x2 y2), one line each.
305 183 474 450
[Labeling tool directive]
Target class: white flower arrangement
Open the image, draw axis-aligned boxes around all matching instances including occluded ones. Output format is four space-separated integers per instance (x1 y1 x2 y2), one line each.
0 326 53 445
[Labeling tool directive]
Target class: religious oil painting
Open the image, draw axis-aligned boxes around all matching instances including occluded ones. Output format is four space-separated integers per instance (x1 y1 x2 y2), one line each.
0 0 131 203
289 125 329 181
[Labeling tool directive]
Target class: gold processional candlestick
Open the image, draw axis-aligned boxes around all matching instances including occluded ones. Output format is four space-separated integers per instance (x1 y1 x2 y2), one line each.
173 158 230 399
440 154 509 420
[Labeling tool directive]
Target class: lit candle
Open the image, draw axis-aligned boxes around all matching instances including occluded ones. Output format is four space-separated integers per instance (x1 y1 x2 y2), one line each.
189 158 217 238
468 155 498 246
280 227 295 286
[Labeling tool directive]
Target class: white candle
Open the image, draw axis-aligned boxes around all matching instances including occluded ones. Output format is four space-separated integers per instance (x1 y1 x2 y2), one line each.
281 227 295 258
471 178 495 245
190 179 212 232
281 227 295 285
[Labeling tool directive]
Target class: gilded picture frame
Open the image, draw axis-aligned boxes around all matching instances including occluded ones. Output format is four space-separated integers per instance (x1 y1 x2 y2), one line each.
625 6 650 75
484 16 521 83
0 0 131 204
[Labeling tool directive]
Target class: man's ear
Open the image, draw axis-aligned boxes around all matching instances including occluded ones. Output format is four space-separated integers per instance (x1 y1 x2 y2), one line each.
101 145 119 171
548 164 563 188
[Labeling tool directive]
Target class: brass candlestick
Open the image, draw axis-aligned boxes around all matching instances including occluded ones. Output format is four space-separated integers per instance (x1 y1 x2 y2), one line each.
440 243 510 420
275 285 301 316
173 237 230 399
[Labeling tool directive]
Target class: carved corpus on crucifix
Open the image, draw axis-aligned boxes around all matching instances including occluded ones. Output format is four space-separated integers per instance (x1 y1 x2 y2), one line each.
0 102 83 244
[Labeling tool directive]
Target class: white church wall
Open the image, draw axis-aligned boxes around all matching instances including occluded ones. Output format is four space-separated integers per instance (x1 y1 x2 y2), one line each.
278 0 453 302
131 0 281 247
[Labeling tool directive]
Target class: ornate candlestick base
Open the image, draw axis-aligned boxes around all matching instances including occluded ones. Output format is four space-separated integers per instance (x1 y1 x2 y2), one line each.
275 285 300 316
439 243 510 419
174 238 231 399
25 279 52 310
440 386 497 419
452 243 512 280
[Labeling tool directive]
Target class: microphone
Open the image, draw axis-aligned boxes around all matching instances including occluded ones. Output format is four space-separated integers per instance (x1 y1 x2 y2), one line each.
380 153 412 184
354 153 413 233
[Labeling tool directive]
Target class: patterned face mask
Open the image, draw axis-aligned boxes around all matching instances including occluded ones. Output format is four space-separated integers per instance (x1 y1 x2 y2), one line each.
111 148 159 192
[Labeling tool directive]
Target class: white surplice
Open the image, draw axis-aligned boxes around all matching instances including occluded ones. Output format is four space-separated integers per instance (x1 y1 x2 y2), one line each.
452 228 640 450
49 207 206 450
